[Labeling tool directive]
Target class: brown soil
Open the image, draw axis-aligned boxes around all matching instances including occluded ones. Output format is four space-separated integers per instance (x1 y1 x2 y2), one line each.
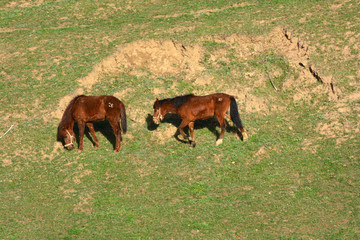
77 39 205 92
154 2 254 19
151 124 178 144
1 0 44 9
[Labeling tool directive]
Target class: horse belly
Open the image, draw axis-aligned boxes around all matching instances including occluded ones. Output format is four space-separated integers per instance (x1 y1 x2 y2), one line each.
91 102 107 120
191 105 214 120
73 104 106 122
87 110 106 121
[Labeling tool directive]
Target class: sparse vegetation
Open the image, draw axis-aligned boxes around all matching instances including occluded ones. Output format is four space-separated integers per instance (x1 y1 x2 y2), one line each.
0 0 359 239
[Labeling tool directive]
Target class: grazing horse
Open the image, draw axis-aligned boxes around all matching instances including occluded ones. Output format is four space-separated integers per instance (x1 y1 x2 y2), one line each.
58 95 127 152
152 93 247 147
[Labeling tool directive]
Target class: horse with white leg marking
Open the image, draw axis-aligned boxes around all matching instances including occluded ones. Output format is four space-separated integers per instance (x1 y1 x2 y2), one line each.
152 93 247 147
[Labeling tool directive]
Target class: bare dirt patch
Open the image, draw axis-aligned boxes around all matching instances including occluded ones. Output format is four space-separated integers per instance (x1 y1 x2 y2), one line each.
73 192 94 216
2 158 12 167
314 102 360 141
78 39 204 91
42 141 64 161
1 0 44 9
302 138 321 154
151 124 177 145
113 88 134 101
194 73 214 86
154 2 254 19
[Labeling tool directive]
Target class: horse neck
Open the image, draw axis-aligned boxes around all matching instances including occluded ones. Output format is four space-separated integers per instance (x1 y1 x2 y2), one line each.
161 101 177 114
65 120 74 131
59 101 76 133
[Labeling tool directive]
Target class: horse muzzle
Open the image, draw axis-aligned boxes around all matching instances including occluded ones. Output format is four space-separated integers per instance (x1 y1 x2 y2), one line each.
64 143 74 150
153 117 160 125
64 130 75 150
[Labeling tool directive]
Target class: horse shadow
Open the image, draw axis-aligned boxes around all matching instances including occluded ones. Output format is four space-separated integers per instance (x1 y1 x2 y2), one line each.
145 113 242 143
69 121 119 150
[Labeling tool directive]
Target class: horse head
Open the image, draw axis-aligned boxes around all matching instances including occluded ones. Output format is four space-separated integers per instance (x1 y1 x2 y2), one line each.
152 98 164 124
60 127 75 150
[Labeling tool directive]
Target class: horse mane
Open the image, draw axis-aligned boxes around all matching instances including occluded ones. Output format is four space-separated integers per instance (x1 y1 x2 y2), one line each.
58 95 85 136
156 94 194 108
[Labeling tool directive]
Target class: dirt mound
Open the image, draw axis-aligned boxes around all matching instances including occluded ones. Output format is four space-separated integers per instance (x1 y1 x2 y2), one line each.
79 39 204 91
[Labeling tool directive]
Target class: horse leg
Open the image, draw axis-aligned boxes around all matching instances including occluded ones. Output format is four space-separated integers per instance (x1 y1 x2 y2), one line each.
240 128 248 141
225 107 234 127
215 114 226 146
188 121 196 148
225 113 232 124
78 121 86 152
177 119 190 142
86 122 99 148
109 120 121 152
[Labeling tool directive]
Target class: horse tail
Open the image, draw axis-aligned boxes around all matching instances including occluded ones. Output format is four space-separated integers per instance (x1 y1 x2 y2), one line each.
120 103 127 134
230 96 248 140
230 96 244 129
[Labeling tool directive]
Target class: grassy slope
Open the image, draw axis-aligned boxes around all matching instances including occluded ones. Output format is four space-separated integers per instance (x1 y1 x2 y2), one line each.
0 0 359 239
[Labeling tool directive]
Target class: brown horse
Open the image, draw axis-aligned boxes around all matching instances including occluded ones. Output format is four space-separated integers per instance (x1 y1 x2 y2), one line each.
153 93 247 147
58 95 127 152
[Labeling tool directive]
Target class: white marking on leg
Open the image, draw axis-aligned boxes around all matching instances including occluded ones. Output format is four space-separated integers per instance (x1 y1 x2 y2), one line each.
241 129 248 141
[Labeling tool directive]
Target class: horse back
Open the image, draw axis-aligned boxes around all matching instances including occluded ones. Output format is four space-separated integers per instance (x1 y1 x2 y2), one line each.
211 93 232 108
71 96 103 121
179 93 231 120
187 93 231 108
103 95 123 108
72 95 123 122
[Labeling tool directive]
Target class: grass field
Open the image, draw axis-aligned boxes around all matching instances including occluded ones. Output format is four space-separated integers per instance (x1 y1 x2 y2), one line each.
1 0 359 239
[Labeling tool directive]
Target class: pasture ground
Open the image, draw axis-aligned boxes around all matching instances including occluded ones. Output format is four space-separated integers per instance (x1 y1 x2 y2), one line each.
1 0 359 239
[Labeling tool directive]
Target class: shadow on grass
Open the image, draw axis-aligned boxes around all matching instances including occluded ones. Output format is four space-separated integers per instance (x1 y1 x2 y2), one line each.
57 120 121 151
145 113 241 144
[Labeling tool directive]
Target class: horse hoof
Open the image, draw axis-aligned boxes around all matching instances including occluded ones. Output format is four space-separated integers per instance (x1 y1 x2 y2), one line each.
189 142 196 148
178 135 188 141
215 139 223 146
242 132 248 141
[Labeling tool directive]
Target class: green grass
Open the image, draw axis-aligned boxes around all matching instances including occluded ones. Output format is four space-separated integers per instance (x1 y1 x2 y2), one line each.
1 0 359 239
